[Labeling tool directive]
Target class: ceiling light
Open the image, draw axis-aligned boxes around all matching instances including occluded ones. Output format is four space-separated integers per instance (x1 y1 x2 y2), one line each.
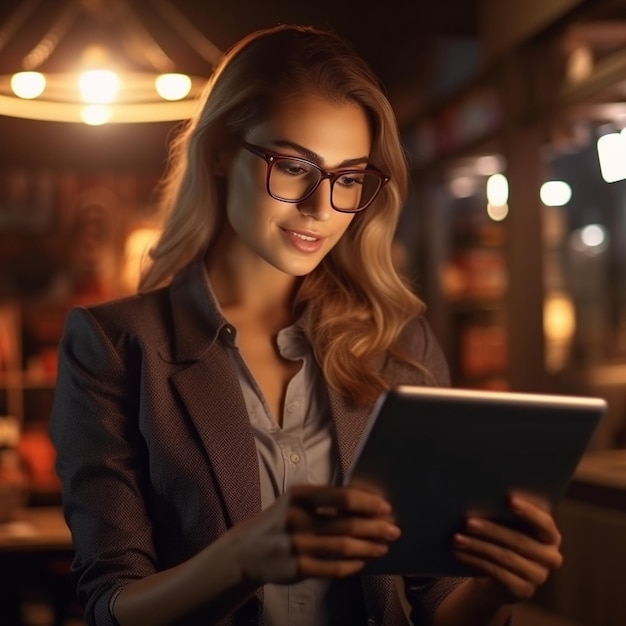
79 70 120 104
10 71 46 99
155 73 193 101
540 181 572 206
570 224 608 256
596 131 626 183
486 173 509 206
487 203 509 222
81 105 112 126
0 0 222 124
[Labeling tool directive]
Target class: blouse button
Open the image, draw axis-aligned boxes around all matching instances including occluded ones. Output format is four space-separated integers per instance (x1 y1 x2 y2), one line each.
289 453 301 464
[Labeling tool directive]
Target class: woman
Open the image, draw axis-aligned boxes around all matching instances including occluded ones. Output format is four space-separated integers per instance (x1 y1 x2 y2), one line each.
50 24 563 626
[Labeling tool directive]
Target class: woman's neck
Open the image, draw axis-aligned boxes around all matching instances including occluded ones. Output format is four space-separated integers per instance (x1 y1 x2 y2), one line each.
205 250 299 321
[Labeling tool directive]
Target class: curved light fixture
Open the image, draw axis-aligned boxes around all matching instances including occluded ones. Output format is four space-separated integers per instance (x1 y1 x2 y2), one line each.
0 0 222 124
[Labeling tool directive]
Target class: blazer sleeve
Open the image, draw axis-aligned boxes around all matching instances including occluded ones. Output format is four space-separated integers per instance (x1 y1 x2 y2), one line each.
50 306 157 626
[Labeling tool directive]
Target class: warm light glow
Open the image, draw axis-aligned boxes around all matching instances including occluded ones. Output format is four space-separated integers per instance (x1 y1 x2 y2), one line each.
449 176 476 198
544 292 576 341
540 181 572 206
596 132 626 183
81 105 111 125
487 203 509 222
566 45 593 83
11 71 46 99
580 224 606 248
0 88 202 123
122 227 161 292
155 73 192 101
0 0 220 124
79 69 120 104
544 291 576 373
570 224 608 256
486 173 509 206
475 155 504 176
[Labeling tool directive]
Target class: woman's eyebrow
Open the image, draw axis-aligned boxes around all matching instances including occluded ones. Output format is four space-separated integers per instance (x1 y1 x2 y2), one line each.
272 139 369 168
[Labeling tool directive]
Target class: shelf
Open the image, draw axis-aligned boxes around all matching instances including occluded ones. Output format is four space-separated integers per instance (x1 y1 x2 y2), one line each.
0 301 59 424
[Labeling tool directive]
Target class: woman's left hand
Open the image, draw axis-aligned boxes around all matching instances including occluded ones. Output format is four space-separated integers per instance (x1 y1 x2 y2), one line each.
453 493 564 604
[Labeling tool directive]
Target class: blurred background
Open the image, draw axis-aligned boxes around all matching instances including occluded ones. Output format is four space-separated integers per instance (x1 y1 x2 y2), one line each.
0 0 625 624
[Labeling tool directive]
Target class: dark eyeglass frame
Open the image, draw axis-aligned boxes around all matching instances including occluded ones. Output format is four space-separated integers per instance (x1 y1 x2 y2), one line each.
241 141 390 213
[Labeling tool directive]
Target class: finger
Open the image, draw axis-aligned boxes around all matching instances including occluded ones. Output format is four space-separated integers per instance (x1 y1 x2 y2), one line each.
289 485 392 516
464 518 563 569
509 491 551 512
509 495 562 546
315 517 401 542
454 532 551 584
292 533 390 560
287 508 400 541
296 554 366 578
453 551 539 602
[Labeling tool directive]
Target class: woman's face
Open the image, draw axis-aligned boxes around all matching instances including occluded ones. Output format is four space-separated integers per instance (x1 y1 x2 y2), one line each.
223 93 373 277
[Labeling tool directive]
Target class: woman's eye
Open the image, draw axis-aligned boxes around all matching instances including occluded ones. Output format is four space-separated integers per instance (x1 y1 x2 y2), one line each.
338 173 364 187
276 159 310 176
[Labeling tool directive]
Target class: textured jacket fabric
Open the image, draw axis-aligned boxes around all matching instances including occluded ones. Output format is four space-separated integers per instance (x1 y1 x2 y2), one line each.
50 259 465 626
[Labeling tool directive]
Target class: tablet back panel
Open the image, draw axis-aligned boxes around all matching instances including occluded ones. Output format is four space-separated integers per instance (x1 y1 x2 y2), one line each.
345 386 607 575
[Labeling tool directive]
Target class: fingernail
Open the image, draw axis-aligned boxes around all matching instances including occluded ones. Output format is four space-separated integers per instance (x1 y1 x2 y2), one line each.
454 533 469 545
386 525 401 540
467 518 482 531
510 496 524 511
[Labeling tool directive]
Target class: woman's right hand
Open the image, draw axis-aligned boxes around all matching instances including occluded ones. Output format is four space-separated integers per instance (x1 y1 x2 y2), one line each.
227 484 401 585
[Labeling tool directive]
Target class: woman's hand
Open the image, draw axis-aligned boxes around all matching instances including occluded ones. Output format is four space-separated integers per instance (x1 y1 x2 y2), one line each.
453 493 563 604
227 484 401 585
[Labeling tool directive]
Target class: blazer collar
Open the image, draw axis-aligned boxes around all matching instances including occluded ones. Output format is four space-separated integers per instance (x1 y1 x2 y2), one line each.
169 346 262 527
167 256 228 363
327 387 374 481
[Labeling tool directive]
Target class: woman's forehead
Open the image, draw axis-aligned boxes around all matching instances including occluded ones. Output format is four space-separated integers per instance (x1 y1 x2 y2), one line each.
247 94 372 165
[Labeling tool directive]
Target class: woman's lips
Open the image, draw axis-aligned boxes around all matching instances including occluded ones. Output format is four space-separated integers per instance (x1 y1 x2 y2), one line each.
281 227 325 253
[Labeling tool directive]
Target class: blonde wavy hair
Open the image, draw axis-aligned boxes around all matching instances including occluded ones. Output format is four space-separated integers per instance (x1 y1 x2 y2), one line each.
140 24 430 406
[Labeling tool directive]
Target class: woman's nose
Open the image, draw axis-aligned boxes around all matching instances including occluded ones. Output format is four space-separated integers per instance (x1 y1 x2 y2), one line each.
296 178 333 220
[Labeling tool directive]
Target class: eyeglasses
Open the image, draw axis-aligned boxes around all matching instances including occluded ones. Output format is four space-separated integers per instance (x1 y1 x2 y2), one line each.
241 141 390 213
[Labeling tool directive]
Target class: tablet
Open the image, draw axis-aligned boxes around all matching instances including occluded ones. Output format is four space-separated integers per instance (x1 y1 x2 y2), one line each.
344 385 607 576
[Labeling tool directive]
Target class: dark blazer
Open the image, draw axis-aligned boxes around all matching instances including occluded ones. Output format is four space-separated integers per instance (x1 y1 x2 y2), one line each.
50 259 462 626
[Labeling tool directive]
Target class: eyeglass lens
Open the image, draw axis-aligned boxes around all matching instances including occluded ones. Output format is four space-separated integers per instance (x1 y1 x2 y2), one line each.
269 157 381 211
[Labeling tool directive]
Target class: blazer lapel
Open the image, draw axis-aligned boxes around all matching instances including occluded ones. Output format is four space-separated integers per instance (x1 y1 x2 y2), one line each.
165 259 262 527
327 386 374 481
170 352 262 527
328 347 429 481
